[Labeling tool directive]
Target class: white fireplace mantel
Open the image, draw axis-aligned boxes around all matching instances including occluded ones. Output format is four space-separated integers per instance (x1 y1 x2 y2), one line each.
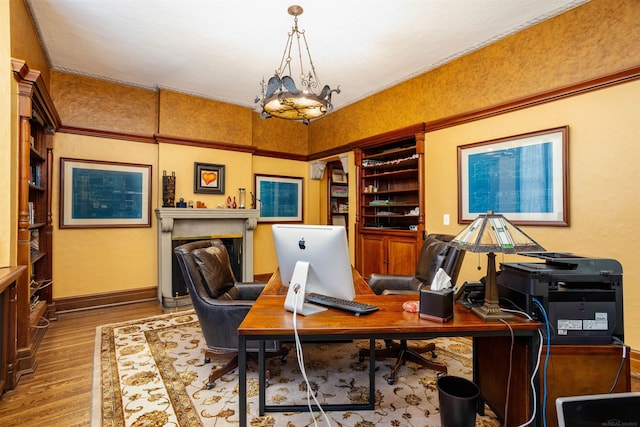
155 208 259 307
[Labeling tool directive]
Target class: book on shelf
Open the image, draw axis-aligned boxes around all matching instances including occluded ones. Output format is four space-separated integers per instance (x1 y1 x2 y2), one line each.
28 201 35 224
29 165 41 186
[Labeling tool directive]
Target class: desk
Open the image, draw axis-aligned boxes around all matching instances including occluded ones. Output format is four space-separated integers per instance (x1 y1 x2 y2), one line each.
238 269 541 427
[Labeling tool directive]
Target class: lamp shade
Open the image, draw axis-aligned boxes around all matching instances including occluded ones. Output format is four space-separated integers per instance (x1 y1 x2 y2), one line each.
449 211 545 321
449 211 545 254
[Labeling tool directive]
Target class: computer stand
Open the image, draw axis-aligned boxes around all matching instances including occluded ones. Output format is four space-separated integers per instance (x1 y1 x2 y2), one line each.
283 261 327 316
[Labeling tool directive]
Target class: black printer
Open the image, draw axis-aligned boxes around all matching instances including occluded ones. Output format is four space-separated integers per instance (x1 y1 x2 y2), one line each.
497 252 623 345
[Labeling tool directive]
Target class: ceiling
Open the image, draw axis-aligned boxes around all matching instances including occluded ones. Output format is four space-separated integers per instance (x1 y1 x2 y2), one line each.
25 0 588 114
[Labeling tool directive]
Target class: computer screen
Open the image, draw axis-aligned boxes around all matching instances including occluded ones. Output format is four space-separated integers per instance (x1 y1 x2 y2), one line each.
272 224 355 314
556 392 640 427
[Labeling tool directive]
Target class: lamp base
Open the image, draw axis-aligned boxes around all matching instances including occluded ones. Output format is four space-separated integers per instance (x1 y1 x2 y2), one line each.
471 302 514 322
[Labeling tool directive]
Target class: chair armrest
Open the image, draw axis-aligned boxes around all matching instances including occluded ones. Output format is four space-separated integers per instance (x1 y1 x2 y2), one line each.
368 273 413 295
236 282 267 300
381 289 420 296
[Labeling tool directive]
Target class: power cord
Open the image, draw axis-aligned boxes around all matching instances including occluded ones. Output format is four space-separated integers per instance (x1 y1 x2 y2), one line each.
291 283 332 426
532 298 551 427
499 318 515 427
609 336 627 393
502 307 544 427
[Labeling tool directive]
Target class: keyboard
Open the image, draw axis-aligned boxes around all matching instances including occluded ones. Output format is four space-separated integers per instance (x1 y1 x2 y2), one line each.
305 292 380 316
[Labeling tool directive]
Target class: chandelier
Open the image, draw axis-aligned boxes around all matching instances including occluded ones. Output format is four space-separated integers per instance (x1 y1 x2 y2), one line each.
255 5 340 125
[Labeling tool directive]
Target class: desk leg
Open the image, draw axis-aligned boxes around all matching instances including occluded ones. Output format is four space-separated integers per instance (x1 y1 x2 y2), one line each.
368 338 375 409
258 340 266 415
239 336 247 427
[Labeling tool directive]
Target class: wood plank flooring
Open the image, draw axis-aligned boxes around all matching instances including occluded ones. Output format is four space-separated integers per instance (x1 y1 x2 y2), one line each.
0 301 166 427
0 300 638 426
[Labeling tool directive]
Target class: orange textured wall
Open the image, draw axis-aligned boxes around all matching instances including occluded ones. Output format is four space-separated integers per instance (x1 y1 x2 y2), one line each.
9 0 50 85
309 0 640 153
158 89 252 145
51 71 158 135
251 113 308 155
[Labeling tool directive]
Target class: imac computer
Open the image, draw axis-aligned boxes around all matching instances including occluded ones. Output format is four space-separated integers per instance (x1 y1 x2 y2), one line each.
272 224 355 316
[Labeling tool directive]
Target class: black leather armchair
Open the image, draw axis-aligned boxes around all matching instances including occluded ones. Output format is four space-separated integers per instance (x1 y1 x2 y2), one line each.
360 233 466 384
174 239 287 389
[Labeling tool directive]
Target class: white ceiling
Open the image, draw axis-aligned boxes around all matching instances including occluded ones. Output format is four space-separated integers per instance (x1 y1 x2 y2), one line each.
26 0 589 113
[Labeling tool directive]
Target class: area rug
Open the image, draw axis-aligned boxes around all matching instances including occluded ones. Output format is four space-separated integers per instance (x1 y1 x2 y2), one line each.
92 309 500 426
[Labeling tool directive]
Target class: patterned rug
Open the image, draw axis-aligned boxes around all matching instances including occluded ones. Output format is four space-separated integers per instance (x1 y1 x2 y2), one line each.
92 309 500 426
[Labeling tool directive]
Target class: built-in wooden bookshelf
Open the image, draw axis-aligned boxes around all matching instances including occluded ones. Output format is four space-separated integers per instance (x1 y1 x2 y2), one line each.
12 59 60 380
354 124 425 279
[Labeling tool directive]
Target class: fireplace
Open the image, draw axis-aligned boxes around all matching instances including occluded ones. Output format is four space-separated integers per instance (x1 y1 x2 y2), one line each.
155 208 259 308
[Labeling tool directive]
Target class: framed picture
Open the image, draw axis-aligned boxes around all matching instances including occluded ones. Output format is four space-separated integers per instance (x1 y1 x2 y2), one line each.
458 126 568 226
60 158 152 228
255 174 303 222
194 162 225 194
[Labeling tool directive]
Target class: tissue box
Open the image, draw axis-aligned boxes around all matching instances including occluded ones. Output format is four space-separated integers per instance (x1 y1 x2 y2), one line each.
419 288 453 322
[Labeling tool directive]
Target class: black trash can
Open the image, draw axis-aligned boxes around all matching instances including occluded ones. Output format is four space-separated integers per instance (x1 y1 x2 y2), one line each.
437 375 480 427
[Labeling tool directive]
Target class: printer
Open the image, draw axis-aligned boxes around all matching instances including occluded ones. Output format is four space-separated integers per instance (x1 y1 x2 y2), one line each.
497 252 623 345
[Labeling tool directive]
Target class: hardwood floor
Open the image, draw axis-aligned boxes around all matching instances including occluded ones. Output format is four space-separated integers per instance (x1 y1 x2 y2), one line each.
0 301 166 427
0 300 638 426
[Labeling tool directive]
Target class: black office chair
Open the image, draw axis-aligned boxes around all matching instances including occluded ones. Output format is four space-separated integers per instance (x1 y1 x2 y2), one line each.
174 239 288 389
360 234 465 384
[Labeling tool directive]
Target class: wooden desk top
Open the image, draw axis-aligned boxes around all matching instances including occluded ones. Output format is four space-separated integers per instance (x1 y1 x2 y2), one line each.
240 269 539 337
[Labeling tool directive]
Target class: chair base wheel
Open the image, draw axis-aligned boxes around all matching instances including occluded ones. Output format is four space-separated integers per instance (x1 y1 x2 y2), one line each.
206 381 214 390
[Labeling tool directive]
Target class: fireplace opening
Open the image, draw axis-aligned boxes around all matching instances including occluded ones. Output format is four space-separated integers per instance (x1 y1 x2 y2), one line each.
171 236 243 297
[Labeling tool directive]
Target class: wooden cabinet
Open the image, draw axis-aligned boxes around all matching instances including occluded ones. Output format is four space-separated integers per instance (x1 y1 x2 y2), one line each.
358 232 417 278
476 337 631 427
327 161 348 228
540 344 631 427
354 124 425 279
12 59 59 379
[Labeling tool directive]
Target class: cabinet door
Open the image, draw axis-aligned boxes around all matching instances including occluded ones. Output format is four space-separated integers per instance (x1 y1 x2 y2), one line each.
386 236 417 275
359 234 385 279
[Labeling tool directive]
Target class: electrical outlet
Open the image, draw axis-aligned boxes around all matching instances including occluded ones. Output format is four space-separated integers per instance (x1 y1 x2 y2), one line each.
443 214 450 225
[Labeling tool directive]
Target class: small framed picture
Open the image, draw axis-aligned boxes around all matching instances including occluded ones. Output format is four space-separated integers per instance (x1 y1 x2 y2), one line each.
194 162 225 194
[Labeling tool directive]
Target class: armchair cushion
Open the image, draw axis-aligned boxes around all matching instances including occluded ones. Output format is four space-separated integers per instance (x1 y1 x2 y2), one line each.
193 246 237 299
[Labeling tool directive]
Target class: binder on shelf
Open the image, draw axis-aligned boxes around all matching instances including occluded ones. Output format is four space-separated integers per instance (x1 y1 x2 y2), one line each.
28 202 35 224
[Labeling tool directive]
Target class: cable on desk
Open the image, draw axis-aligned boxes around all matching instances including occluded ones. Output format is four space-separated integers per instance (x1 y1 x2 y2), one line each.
499 318 515 427
292 284 332 426
502 307 544 427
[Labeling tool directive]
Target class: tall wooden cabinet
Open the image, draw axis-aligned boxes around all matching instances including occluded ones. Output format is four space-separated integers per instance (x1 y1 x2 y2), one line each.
354 124 426 279
12 59 59 378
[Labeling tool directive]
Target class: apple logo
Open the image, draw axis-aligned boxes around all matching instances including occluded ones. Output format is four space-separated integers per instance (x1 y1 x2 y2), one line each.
298 238 306 250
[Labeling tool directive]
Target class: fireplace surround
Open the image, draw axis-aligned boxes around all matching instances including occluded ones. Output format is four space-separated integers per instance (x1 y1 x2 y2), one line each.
155 208 259 308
